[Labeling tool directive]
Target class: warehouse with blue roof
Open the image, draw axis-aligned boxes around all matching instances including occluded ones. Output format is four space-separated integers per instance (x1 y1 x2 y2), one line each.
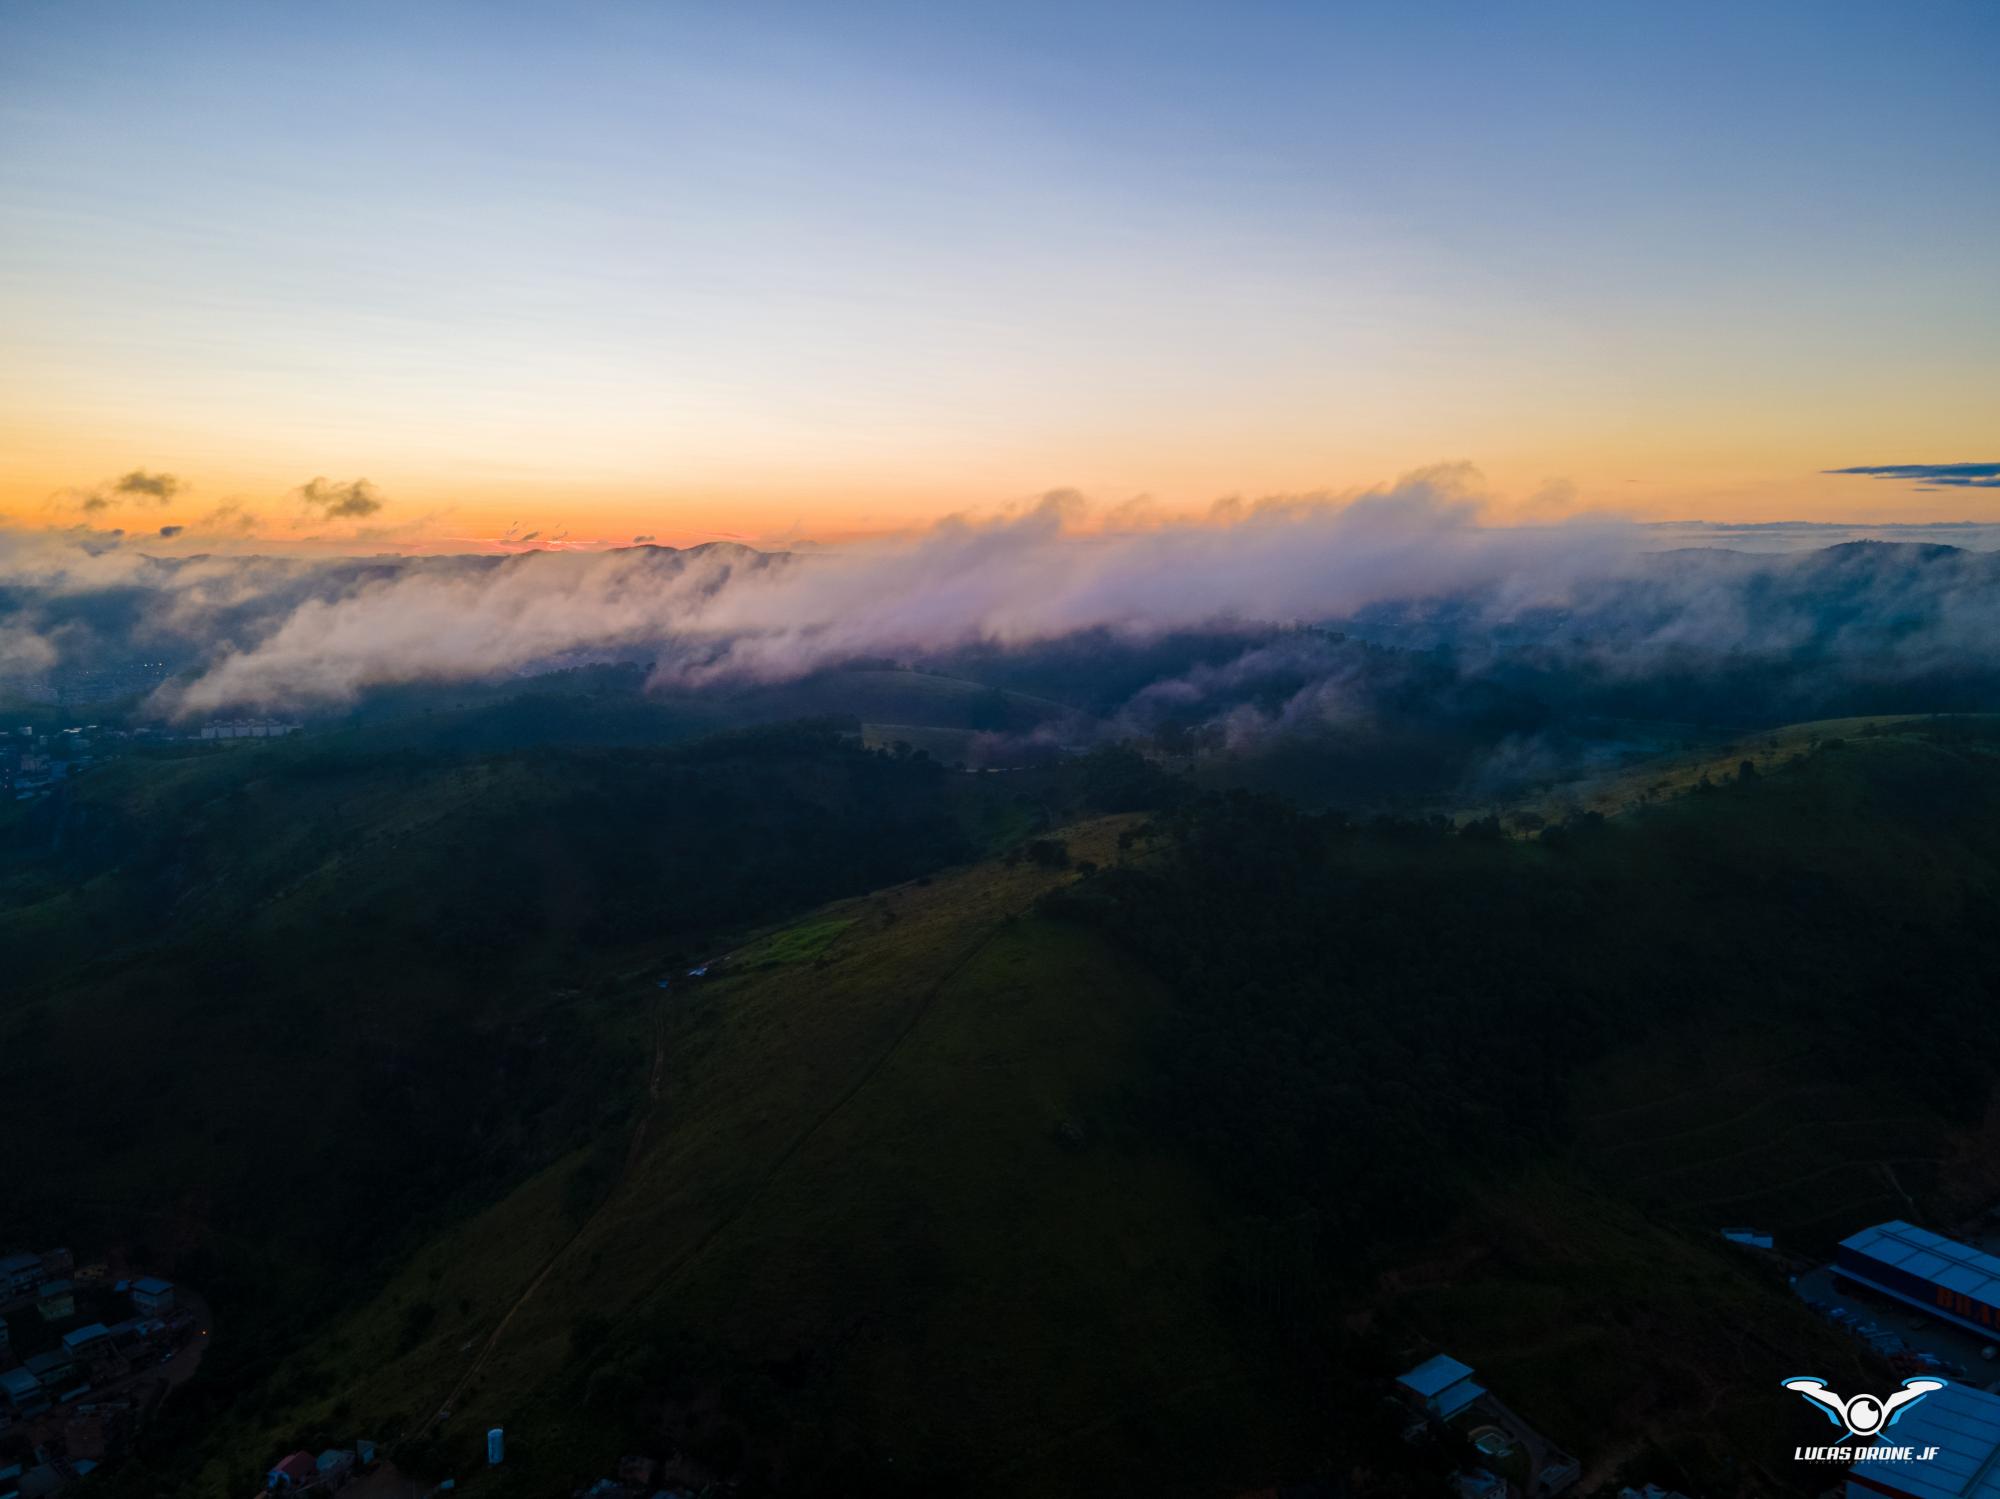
1838 1222 2000 1337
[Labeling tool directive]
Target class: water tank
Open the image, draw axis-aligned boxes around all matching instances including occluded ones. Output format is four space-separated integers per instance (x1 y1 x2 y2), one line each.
487 1426 504 1465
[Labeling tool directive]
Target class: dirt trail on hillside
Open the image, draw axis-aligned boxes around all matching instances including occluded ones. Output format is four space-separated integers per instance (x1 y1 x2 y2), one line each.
629 922 1000 1312
412 904 996 1438
415 991 672 1437
404 823 1132 1449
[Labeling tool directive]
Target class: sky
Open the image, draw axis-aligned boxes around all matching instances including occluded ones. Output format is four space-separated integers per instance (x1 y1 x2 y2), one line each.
1 0 1995 552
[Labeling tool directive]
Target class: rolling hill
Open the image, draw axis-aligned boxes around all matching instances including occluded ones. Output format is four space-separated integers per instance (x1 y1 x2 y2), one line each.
27 714 2000 1498
1491 713 2000 827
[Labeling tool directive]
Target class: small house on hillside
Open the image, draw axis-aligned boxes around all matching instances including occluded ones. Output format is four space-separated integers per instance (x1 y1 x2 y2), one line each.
1397 1353 1486 1421
0 1253 41 1297
316 1449 354 1487
267 1451 318 1490
130 1277 175 1314
34 1281 73 1321
61 1324 110 1358
22 1351 72 1385
1720 1227 1774 1250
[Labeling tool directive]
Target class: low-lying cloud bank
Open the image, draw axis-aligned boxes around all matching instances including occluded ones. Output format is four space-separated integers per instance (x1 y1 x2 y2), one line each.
157 468 1656 713
3 465 1999 723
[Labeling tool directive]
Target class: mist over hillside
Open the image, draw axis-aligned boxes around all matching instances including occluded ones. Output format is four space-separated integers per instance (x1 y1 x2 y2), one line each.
7 492 2000 728
7 499 2000 810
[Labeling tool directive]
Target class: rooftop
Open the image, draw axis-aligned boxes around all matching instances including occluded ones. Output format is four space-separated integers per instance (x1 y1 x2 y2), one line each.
270 1452 318 1482
1844 1222 2000 1305
1399 1354 1477 1398
130 1276 173 1295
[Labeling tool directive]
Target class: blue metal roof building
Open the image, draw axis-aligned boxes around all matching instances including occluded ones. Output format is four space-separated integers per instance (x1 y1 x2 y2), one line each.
1848 1379 2000 1499
1398 1354 1487 1420
1838 1222 2000 1337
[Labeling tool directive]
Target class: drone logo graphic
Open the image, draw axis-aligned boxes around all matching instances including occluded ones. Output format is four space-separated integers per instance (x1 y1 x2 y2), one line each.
1783 1376 1946 1441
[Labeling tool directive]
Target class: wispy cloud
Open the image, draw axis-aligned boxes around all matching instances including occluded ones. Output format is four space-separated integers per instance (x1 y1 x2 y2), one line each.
1828 462 2000 490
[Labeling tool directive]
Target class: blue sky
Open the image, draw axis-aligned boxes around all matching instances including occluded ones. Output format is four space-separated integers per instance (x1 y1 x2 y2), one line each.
3 0 1995 543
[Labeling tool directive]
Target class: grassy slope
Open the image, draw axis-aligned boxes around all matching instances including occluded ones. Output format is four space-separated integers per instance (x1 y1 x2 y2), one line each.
1391 1172 1875 1496
1500 713 2000 825
1571 1029 1949 1250
10 727 1092 1497
1562 721 2000 1251
1404 725 2000 1494
214 816 1307 1495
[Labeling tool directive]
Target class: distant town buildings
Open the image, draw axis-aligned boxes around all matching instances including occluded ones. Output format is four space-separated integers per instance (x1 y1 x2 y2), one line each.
0 1255 41 1298
0 1245 203 1496
197 718 300 740
2 718 310 801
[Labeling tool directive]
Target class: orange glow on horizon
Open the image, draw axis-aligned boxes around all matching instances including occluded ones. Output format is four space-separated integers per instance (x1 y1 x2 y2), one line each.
3 457 1993 558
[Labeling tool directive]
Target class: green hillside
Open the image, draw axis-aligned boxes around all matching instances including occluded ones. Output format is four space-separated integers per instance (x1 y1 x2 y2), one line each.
1495 712 2000 826
3 724 1120 1490
29 718 2000 1498
171 818 1326 1496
